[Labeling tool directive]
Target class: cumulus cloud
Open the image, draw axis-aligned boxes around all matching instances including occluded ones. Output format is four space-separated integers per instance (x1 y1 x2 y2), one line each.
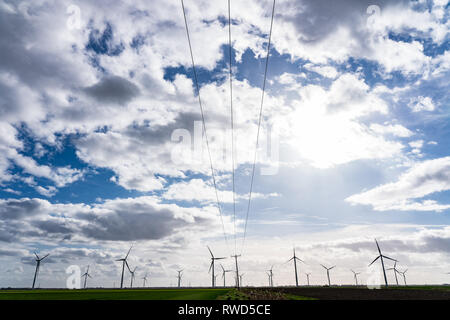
346 157 450 211
0 196 233 243
408 96 436 112
83 76 140 105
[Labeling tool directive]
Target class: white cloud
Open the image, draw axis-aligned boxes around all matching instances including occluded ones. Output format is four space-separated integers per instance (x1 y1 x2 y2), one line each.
346 156 450 211
163 178 279 203
370 123 414 138
283 73 404 168
304 63 339 78
408 96 436 112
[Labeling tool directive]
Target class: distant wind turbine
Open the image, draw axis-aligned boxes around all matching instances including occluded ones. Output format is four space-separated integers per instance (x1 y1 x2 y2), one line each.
82 265 92 289
129 266 137 288
116 246 133 289
399 269 408 285
350 269 361 286
239 273 244 287
368 239 397 287
386 261 400 285
207 246 226 288
32 252 49 289
305 273 311 286
266 266 274 287
220 264 233 287
177 270 183 288
142 273 148 287
321 265 335 286
288 247 304 287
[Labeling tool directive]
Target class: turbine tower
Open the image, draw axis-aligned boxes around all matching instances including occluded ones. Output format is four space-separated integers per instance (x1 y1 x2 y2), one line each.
82 265 92 289
207 246 226 288
288 247 304 287
350 269 361 286
266 266 274 287
142 273 148 287
177 270 183 288
116 246 133 289
305 273 311 286
220 264 233 287
386 261 400 285
321 265 335 286
31 252 49 289
231 254 241 289
399 269 408 285
129 266 137 288
368 239 397 287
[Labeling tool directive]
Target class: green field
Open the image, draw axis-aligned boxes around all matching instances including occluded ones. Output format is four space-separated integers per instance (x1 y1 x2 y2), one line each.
0 288 231 300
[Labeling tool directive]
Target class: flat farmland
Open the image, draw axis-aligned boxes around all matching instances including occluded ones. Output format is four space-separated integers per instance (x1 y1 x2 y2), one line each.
0 288 231 300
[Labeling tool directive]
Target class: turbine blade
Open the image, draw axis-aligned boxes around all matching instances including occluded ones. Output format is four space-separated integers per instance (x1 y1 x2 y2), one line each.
34 252 40 260
207 246 214 258
368 255 380 267
41 254 49 261
125 245 133 260
330 266 336 270
382 255 397 262
375 238 382 255
208 261 213 273
320 264 327 269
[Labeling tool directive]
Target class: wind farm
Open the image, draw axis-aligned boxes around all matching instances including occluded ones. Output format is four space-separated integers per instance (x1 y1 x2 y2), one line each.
2 240 449 301
1 0 450 305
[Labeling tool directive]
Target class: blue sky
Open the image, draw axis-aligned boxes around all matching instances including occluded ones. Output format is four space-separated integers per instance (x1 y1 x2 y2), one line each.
0 0 449 288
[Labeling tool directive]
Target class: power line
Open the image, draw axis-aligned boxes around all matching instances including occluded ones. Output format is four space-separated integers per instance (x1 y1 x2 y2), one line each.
228 0 237 256
240 0 276 255
181 0 230 253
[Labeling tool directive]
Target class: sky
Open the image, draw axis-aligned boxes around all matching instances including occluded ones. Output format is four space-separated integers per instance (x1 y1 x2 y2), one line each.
0 0 449 288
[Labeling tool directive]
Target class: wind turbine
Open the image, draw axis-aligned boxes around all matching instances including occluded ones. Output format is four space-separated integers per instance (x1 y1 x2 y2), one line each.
207 246 226 288
266 272 272 287
220 264 233 287
399 269 408 285
350 269 361 286
321 265 335 286
288 247 304 287
129 266 137 288
305 273 311 286
142 274 148 287
386 261 400 285
116 246 133 289
368 239 397 287
239 273 244 287
82 265 92 289
266 266 274 287
32 252 49 289
177 270 183 288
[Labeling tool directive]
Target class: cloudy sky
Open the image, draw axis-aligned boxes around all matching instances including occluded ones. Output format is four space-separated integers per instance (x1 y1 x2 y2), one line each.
0 0 449 288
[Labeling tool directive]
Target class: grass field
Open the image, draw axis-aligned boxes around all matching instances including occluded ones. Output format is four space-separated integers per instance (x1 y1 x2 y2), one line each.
1 286 449 300
0 288 231 300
